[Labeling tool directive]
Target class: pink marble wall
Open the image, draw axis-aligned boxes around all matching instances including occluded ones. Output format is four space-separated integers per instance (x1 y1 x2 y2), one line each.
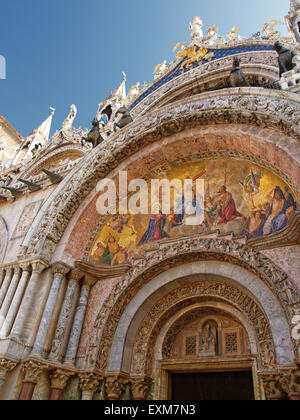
262 245 300 292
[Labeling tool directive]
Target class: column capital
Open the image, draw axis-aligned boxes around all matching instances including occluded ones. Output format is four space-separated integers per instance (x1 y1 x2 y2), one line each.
261 374 285 400
51 263 71 277
4 266 14 275
79 372 102 393
10 263 21 272
288 369 300 400
83 275 97 289
69 269 84 284
18 261 32 272
105 376 129 400
21 360 47 383
0 358 18 375
131 377 152 400
31 260 49 274
50 368 74 390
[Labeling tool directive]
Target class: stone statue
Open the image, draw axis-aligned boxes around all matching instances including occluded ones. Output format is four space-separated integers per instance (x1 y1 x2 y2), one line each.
189 16 203 46
126 82 140 103
153 61 169 80
227 27 243 42
262 20 282 40
62 104 77 132
199 323 217 355
229 57 250 87
81 119 105 148
113 106 133 132
274 41 297 77
205 25 219 46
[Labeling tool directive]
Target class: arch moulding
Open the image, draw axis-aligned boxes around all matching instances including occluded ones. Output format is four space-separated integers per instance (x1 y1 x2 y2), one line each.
18 88 300 264
84 238 300 375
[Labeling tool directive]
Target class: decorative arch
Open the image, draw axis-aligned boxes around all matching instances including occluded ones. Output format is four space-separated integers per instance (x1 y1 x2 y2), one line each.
19 87 300 264
85 239 300 374
130 283 275 377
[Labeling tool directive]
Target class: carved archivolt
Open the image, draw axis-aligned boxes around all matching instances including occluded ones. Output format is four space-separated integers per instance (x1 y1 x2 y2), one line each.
132 57 280 115
20 88 300 263
130 282 275 377
85 238 300 372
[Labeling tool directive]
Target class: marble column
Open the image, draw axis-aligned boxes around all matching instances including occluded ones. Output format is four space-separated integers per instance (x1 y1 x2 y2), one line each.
31 263 70 358
0 359 17 392
0 267 13 308
0 263 31 338
49 369 74 400
18 360 45 400
10 261 48 341
48 269 83 363
79 373 101 400
0 266 22 330
0 269 5 290
64 275 96 366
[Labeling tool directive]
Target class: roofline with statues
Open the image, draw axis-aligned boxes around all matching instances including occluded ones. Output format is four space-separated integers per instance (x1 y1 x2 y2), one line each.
0 3 300 207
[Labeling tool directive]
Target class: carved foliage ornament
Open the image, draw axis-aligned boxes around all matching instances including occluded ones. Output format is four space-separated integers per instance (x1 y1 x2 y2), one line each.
84 239 300 372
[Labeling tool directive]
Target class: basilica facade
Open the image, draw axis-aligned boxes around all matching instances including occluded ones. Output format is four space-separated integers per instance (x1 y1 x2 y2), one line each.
0 2 300 400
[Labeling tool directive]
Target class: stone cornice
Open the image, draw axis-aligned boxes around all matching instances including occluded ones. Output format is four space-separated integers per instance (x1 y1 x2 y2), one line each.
76 261 132 281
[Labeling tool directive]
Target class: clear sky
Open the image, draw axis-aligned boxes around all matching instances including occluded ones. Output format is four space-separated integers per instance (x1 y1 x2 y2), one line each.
0 0 290 138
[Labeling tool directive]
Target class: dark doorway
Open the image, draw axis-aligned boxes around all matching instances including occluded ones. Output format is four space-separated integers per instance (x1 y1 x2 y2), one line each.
171 371 255 400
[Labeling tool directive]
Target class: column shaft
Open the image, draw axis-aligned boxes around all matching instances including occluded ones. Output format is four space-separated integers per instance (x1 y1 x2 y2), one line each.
0 267 31 338
18 382 36 400
48 273 82 363
0 267 13 308
31 265 69 357
0 269 5 289
64 284 90 364
0 267 21 329
10 262 47 340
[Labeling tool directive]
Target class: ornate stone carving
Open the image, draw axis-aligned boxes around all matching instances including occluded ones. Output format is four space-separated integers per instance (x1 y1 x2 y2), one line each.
262 375 285 400
0 358 17 378
69 269 84 283
131 281 275 376
51 262 71 277
288 369 300 400
79 372 101 394
50 369 74 390
105 376 128 400
31 260 48 274
84 239 299 373
21 85 300 265
131 377 152 400
62 105 77 133
21 360 46 383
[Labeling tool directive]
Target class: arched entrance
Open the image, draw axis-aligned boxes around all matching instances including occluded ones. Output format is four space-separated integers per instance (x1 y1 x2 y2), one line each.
85 239 299 400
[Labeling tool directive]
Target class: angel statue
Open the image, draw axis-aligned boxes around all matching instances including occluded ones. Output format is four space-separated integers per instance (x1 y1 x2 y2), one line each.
62 104 77 132
153 61 169 80
173 42 187 53
262 20 283 40
227 27 243 42
189 16 204 46
126 82 140 103
205 25 219 46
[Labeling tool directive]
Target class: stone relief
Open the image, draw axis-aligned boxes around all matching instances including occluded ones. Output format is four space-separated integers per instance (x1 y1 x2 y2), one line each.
11 200 43 240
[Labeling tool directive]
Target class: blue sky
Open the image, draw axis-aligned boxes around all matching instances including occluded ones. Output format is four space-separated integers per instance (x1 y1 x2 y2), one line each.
0 0 290 138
